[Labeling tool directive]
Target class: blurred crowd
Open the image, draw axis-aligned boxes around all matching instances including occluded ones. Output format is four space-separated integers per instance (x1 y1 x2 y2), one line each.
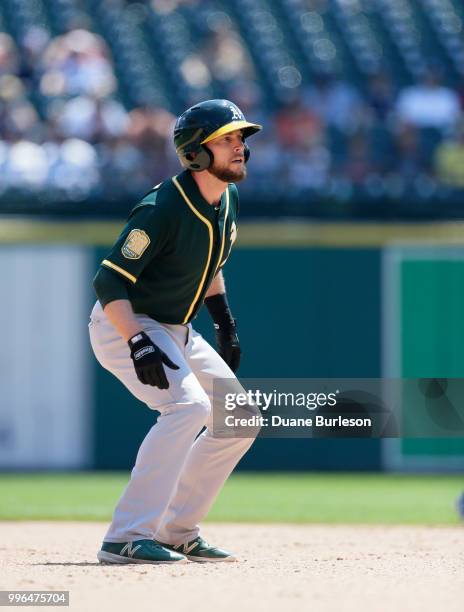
244 65 464 202
0 27 177 204
1 20 464 210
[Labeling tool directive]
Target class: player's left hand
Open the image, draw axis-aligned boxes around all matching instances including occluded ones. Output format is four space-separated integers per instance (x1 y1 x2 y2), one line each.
214 320 241 373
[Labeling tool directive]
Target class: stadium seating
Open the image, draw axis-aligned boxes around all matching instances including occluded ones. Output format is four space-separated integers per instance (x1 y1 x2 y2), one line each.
0 0 463 217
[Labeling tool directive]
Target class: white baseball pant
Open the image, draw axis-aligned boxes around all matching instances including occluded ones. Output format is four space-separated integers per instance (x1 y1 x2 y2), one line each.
89 301 254 545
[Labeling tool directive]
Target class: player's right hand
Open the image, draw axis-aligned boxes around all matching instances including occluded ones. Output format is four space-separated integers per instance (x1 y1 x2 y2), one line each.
128 331 179 388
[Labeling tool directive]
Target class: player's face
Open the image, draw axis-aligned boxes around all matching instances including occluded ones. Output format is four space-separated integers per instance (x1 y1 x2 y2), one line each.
206 130 247 183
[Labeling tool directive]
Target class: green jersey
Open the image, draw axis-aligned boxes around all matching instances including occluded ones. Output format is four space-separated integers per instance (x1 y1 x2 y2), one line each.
94 170 239 324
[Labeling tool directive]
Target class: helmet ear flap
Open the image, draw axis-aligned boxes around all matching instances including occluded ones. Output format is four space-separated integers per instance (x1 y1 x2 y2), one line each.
182 144 249 168
181 145 213 171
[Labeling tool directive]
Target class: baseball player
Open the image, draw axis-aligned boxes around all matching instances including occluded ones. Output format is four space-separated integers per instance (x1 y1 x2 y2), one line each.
89 99 262 564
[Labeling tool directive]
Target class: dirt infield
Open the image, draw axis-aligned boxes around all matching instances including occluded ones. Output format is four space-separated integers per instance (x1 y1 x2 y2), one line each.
1 522 463 612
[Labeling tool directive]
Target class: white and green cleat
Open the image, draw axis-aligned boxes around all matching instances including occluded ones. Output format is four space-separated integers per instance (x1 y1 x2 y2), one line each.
97 539 187 564
157 536 237 563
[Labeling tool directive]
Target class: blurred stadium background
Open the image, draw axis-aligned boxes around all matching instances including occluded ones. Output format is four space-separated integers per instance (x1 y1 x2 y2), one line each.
1 0 464 494
0 0 464 216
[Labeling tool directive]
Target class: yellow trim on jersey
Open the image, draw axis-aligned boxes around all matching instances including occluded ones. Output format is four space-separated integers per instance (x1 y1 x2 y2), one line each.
201 120 261 144
172 176 213 324
215 187 229 274
101 259 137 284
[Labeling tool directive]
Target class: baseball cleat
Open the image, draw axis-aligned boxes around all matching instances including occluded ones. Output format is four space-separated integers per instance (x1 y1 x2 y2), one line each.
97 539 187 564
156 536 236 563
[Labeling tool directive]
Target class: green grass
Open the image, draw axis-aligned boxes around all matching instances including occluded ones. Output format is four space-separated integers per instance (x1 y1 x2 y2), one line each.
0 472 462 524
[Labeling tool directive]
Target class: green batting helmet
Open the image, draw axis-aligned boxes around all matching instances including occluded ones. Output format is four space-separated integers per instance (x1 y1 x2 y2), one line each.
174 99 262 171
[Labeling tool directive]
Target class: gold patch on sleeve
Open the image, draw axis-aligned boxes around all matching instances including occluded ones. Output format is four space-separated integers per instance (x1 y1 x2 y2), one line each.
121 229 151 259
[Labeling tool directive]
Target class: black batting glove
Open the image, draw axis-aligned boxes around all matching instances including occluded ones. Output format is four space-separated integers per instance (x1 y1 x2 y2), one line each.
214 319 241 373
128 331 179 389
205 293 241 373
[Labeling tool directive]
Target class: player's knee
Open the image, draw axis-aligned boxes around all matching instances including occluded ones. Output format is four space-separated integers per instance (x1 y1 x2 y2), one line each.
189 395 211 423
241 402 262 447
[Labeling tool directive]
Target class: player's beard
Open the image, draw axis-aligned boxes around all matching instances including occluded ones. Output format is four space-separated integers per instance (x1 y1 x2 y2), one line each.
208 159 247 183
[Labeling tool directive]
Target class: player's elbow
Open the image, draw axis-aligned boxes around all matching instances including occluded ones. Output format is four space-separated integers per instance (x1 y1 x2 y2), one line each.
93 266 129 308
93 266 108 300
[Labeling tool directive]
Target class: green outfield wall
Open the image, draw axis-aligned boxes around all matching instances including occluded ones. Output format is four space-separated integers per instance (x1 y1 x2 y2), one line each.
92 245 383 471
2 218 463 471
382 247 464 470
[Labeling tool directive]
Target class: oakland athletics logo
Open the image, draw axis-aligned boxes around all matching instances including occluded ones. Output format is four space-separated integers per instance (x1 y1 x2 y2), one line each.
229 105 243 121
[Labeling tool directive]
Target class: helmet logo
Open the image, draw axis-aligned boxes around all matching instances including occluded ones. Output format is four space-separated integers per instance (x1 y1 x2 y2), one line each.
230 105 243 121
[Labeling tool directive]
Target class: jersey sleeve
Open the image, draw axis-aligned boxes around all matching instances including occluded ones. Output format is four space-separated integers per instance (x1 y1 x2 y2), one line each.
93 265 129 308
100 203 170 285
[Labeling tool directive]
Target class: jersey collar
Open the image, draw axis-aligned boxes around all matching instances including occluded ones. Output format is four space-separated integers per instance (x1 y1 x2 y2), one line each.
176 170 228 219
